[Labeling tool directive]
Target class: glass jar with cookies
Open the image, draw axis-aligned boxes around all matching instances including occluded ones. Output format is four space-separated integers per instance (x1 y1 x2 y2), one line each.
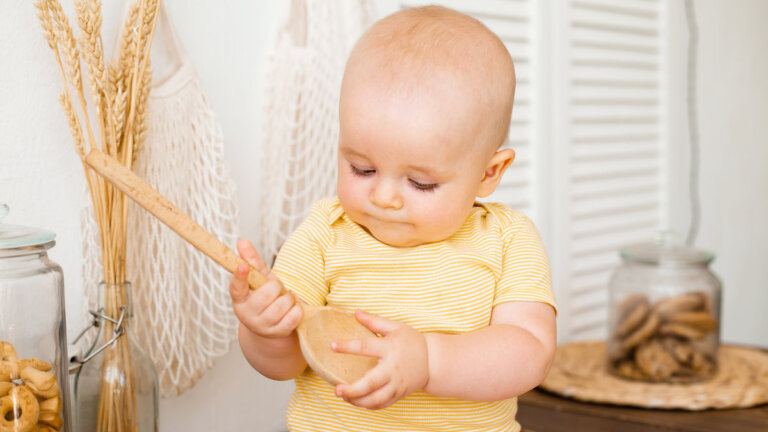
607 232 721 383
0 203 72 431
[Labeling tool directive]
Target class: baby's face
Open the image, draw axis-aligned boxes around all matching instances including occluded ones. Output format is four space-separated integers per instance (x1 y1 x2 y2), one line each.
337 76 492 247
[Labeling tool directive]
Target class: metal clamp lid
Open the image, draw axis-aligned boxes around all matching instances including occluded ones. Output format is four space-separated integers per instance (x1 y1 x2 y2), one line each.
68 306 127 374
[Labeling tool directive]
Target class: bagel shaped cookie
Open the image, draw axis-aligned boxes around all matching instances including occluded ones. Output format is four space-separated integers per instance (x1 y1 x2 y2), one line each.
0 385 40 432
0 342 62 431
0 342 19 382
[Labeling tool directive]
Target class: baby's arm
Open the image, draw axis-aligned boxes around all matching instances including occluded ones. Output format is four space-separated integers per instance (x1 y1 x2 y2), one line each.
230 240 307 380
333 300 555 408
422 300 556 400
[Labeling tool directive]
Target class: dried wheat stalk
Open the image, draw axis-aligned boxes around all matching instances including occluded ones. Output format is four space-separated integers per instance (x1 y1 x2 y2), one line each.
35 1 161 431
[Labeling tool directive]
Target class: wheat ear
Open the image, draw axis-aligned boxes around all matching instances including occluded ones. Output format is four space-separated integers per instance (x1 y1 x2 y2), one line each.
46 0 99 155
59 92 86 157
122 0 160 168
34 0 56 50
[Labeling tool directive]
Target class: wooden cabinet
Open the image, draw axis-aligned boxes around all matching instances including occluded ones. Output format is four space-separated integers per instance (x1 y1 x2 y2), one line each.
517 389 768 432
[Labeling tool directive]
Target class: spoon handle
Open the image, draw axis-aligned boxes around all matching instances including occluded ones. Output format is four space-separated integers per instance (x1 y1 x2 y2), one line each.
84 148 267 290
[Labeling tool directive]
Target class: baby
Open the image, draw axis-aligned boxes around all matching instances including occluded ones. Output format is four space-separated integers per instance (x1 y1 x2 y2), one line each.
230 6 556 432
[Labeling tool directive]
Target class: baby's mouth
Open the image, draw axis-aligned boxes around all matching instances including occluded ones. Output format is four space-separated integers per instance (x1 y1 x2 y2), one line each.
370 217 410 227
365 210 409 225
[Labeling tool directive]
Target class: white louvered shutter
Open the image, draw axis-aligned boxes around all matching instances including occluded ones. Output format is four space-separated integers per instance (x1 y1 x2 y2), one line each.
374 1 669 342
552 0 666 341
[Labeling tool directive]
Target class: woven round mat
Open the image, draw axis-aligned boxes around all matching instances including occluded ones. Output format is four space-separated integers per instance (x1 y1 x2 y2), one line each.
540 342 768 410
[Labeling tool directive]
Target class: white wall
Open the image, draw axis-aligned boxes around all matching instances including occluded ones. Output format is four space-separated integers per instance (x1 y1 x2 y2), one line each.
666 0 768 347
2 0 767 431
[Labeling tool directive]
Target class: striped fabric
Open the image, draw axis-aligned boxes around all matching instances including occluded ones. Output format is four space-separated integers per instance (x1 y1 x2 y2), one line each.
273 197 555 432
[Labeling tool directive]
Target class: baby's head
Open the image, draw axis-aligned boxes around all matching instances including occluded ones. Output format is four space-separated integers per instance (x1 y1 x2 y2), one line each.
337 6 516 247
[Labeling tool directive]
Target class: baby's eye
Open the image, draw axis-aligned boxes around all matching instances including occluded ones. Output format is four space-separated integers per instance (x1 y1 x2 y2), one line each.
409 179 439 191
350 164 375 177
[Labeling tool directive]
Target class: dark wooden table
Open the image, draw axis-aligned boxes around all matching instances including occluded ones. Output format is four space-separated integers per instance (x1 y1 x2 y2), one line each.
517 388 768 432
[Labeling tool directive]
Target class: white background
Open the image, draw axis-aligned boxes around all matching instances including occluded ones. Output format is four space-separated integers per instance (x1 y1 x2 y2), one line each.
1 1 766 430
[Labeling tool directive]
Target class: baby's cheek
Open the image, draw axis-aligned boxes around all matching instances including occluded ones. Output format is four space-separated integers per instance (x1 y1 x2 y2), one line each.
410 197 454 234
441 195 474 231
337 177 362 206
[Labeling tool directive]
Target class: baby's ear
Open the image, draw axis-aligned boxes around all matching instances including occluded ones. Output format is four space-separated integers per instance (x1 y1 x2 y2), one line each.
476 148 515 198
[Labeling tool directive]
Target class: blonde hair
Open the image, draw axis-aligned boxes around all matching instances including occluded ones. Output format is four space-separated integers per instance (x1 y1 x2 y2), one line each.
343 6 516 149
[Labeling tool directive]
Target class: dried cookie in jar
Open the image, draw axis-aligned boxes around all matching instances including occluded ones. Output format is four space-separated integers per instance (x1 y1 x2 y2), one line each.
0 341 63 431
0 385 40 432
634 338 680 381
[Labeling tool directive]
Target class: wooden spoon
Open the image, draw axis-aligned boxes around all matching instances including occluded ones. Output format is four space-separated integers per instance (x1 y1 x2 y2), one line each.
84 149 377 385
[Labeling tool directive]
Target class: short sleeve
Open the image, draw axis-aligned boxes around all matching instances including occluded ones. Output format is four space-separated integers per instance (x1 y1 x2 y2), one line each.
272 202 333 306
494 214 557 313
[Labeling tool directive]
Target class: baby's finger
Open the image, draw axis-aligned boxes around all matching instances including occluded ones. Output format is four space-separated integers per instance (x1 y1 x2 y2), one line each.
260 291 297 327
345 383 398 410
237 239 270 276
336 367 391 401
331 335 384 359
229 262 251 304
279 302 304 332
249 279 284 316
354 309 398 336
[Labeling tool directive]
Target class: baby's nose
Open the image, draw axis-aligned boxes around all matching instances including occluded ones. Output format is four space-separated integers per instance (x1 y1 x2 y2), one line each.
370 178 403 210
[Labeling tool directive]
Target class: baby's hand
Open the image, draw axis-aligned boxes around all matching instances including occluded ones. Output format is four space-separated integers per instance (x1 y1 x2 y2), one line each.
332 310 428 410
229 239 303 338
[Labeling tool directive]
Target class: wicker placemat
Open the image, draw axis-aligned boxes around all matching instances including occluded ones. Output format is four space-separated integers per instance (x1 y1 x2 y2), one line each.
540 342 768 410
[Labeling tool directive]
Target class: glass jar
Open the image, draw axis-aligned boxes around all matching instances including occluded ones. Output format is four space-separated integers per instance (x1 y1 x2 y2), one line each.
607 233 721 383
0 203 73 431
72 281 158 432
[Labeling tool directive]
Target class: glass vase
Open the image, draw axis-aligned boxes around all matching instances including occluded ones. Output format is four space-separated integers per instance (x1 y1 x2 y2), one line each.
72 282 158 431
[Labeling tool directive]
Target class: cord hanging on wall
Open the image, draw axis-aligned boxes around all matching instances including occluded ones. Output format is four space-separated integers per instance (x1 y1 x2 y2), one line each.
685 0 701 246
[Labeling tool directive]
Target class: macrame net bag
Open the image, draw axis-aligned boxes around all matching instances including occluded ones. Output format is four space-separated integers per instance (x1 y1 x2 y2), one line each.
255 0 372 264
81 6 240 397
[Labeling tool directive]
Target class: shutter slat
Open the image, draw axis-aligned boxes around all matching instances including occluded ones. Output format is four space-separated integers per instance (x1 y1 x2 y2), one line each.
572 81 658 99
574 182 659 202
572 152 658 176
511 104 532 122
573 208 659 235
572 19 658 38
573 199 659 220
572 254 617 277
572 66 658 82
572 144 658 161
573 107 659 120
515 83 532 104
573 0 659 18
573 115 658 124
573 133 658 144
502 165 531 186
573 123 660 139
571 226 657 256
572 167 658 183
574 39 658 54
573 97 658 106
571 289 608 315
569 310 608 340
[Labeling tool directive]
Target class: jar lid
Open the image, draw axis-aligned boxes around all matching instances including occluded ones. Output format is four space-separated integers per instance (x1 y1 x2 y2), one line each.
620 232 714 265
0 203 56 249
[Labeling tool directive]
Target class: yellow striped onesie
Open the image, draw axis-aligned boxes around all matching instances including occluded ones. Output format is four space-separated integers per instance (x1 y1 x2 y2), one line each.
273 197 555 432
